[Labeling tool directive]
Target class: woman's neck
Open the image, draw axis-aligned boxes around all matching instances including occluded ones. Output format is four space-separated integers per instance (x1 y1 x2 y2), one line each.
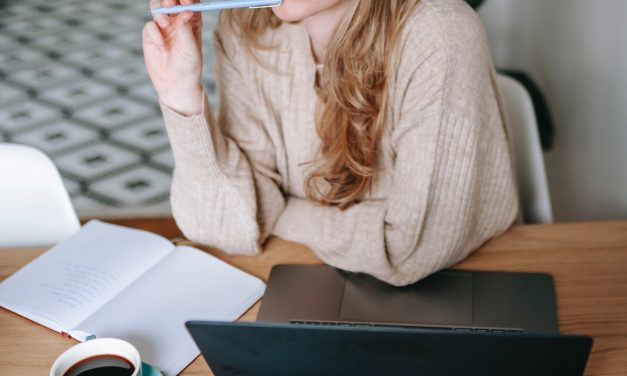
302 1 351 64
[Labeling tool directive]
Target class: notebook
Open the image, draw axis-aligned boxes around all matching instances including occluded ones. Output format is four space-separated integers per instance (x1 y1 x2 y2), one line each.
0 220 265 376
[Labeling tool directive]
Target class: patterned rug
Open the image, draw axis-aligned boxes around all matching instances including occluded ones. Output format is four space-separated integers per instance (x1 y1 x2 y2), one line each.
0 0 218 218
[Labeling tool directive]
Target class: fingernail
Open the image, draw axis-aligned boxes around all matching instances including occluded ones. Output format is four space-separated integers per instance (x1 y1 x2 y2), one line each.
159 16 170 27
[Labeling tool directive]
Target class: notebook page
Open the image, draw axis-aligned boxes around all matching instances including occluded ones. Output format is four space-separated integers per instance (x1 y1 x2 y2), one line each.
0 220 174 331
76 246 265 376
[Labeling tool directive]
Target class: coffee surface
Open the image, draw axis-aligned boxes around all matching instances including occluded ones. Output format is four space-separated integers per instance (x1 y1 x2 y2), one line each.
63 354 134 376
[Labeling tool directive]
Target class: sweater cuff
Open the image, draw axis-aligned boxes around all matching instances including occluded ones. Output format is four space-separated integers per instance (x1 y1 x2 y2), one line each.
160 92 228 178
272 197 320 249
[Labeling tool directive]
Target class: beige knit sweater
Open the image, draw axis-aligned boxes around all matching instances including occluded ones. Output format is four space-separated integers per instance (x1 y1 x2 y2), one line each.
160 0 519 286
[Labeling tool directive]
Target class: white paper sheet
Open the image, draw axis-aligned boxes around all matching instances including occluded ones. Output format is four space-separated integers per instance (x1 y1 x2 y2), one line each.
77 246 265 375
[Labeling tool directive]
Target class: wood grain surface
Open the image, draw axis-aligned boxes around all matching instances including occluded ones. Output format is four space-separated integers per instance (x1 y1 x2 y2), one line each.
1 219 625 375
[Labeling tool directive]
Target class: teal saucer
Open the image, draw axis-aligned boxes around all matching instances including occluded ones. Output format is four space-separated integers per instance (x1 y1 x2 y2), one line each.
141 362 162 376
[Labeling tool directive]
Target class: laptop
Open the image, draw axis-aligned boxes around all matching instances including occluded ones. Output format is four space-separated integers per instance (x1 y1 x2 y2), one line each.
257 265 560 332
186 265 593 375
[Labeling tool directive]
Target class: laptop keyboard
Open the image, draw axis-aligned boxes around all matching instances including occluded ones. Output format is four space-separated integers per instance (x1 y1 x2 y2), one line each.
290 320 524 333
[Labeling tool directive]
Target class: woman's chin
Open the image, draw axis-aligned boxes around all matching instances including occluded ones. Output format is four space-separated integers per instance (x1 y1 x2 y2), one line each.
271 0 348 22
271 7 307 22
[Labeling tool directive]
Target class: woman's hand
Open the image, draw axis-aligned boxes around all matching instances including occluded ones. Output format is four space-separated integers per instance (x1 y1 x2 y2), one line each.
143 0 204 116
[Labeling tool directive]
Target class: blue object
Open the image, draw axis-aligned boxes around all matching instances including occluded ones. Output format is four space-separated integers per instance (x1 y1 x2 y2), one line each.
141 362 162 376
151 0 282 14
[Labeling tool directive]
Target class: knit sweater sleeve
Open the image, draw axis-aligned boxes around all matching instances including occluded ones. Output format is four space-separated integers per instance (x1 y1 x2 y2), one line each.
272 2 519 286
160 29 285 255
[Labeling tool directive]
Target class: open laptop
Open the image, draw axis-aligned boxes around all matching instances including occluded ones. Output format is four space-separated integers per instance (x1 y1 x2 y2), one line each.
186 265 593 375
257 265 560 332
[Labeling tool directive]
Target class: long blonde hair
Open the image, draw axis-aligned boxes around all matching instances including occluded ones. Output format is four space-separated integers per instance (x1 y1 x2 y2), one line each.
219 0 419 209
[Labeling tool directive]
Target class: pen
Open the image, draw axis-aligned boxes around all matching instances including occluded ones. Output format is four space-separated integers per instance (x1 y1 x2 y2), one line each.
150 0 282 15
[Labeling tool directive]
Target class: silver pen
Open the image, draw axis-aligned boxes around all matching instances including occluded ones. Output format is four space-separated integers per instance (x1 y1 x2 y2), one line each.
151 0 282 14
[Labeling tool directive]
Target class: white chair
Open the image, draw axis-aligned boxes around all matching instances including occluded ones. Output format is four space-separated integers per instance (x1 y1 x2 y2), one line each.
496 74 554 224
0 143 80 247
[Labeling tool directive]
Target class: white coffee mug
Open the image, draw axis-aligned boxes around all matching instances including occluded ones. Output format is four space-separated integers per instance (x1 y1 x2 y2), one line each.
50 338 142 376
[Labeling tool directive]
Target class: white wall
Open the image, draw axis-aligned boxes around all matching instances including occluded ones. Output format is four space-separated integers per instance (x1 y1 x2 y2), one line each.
478 0 627 221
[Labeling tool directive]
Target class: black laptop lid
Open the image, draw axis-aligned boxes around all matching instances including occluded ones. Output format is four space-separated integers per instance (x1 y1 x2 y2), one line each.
186 321 592 376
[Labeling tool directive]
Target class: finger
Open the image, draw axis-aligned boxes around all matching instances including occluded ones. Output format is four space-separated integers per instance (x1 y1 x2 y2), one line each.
180 0 202 17
179 0 202 39
180 0 201 23
174 10 201 52
150 0 172 28
180 10 194 24
150 0 176 9
142 21 164 50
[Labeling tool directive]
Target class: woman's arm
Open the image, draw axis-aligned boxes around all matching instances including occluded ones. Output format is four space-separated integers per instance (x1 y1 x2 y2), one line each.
164 33 286 255
272 5 519 285
144 6 285 255
273 108 518 286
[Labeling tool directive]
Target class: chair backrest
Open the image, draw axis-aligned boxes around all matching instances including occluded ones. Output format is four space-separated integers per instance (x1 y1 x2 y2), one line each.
0 143 80 247
496 74 554 224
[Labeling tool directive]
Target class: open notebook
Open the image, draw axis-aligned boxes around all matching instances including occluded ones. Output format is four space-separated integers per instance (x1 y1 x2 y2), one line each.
0 220 265 376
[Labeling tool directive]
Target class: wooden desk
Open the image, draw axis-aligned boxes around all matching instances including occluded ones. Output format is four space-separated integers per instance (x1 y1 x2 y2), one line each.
1 219 626 375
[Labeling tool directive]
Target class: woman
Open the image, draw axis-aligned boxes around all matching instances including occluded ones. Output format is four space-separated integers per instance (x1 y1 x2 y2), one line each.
142 0 519 286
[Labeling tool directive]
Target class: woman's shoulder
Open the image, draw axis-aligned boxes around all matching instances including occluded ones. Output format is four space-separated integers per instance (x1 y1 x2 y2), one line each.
400 0 491 68
392 0 497 116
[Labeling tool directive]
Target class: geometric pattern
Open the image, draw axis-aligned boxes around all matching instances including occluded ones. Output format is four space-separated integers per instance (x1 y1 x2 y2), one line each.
0 0 218 218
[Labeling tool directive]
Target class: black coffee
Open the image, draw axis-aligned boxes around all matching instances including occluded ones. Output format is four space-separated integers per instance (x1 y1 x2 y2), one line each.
63 354 135 376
